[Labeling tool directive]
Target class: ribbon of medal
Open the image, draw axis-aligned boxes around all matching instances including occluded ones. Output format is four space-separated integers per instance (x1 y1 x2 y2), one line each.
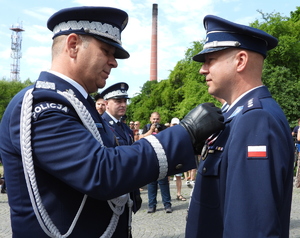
200 105 244 162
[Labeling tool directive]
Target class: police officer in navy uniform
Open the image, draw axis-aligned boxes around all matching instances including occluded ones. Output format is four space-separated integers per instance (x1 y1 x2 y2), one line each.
100 82 134 146
186 15 294 238
0 6 224 238
100 82 142 215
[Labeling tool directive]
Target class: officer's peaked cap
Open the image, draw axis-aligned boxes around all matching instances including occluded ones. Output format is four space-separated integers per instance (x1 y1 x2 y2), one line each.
100 82 130 100
193 15 278 62
47 6 129 59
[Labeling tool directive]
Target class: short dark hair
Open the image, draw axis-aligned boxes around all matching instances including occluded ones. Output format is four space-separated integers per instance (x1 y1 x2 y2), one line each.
94 93 103 102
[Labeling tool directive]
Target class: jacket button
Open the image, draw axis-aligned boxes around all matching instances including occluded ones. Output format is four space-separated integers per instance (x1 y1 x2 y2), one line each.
175 164 183 169
203 167 207 173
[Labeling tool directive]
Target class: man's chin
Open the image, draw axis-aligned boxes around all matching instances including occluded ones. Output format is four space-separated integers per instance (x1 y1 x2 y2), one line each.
97 81 106 90
208 88 214 95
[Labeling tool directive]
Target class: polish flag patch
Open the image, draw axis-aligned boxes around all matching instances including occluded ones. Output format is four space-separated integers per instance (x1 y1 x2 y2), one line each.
247 146 267 158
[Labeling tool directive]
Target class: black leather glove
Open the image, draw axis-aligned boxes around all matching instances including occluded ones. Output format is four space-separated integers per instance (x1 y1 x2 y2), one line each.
180 103 224 154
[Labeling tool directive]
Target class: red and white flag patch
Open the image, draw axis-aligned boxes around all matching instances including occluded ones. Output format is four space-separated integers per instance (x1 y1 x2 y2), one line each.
247 145 267 158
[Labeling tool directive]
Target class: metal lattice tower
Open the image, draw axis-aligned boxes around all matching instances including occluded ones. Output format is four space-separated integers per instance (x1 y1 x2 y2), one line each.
10 22 24 81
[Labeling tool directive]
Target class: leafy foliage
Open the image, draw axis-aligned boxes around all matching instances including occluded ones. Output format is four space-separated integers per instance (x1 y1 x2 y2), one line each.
128 8 300 128
0 79 34 120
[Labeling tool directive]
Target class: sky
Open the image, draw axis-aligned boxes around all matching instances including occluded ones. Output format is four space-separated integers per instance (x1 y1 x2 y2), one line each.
0 0 299 97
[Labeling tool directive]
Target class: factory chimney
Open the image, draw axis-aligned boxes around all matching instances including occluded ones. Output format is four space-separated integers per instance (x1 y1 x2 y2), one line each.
150 3 158 81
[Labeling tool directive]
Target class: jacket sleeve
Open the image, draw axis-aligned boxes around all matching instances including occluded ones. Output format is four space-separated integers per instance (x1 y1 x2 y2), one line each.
223 109 293 237
24 93 195 200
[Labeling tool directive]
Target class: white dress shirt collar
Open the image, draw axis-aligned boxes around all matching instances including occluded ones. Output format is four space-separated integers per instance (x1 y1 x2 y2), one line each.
48 70 88 99
227 85 264 111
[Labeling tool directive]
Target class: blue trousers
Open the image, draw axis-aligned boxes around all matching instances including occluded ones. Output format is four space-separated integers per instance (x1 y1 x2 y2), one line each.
147 176 171 208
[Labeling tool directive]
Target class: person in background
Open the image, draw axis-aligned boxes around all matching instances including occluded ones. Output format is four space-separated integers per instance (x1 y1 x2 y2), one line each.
0 176 6 194
132 120 145 191
101 82 134 146
185 169 196 188
295 126 300 188
140 112 166 138
133 121 142 142
170 117 187 201
292 118 300 137
185 15 294 238
100 82 141 212
292 118 300 156
0 161 5 194
94 93 106 115
129 121 135 130
142 112 173 213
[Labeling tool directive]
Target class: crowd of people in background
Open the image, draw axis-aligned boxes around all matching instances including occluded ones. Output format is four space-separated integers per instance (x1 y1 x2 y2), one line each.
93 90 197 214
132 112 198 213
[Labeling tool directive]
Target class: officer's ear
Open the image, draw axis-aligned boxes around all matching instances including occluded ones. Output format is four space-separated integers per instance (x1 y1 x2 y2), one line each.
66 33 80 59
235 50 248 73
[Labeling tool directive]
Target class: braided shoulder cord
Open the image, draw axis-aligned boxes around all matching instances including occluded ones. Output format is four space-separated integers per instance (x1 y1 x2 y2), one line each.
21 88 65 238
57 90 104 146
20 88 131 238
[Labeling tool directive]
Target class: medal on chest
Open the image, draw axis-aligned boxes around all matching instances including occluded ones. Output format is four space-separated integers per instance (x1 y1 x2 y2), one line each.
201 132 224 161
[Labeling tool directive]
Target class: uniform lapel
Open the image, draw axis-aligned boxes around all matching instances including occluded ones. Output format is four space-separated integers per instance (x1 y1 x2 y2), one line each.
114 121 127 141
120 122 134 144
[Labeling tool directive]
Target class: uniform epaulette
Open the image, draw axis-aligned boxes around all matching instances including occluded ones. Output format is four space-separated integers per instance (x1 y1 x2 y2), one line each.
242 97 262 114
35 81 56 90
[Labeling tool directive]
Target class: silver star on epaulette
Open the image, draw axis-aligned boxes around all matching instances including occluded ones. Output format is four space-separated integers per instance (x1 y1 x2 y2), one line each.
109 121 114 125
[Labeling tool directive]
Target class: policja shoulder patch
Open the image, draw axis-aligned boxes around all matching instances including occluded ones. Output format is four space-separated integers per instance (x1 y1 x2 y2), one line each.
32 102 69 121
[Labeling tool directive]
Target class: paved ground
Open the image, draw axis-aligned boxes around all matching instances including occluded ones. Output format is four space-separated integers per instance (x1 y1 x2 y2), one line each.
1 180 300 238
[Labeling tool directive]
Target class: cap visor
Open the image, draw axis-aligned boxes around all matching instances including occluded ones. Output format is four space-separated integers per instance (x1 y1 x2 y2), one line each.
108 96 130 100
93 35 130 59
193 47 229 62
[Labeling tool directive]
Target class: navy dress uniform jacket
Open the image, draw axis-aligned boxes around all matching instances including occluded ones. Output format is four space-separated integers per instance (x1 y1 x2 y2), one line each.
0 71 196 238
101 112 134 146
101 111 141 213
186 86 294 238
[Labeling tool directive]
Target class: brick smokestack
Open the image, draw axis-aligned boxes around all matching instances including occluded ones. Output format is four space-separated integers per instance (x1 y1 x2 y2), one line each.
150 3 158 81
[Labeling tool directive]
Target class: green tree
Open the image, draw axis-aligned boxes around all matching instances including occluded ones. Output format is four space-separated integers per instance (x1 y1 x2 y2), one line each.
0 79 34 120
251 8 300 126
127 8 300 128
